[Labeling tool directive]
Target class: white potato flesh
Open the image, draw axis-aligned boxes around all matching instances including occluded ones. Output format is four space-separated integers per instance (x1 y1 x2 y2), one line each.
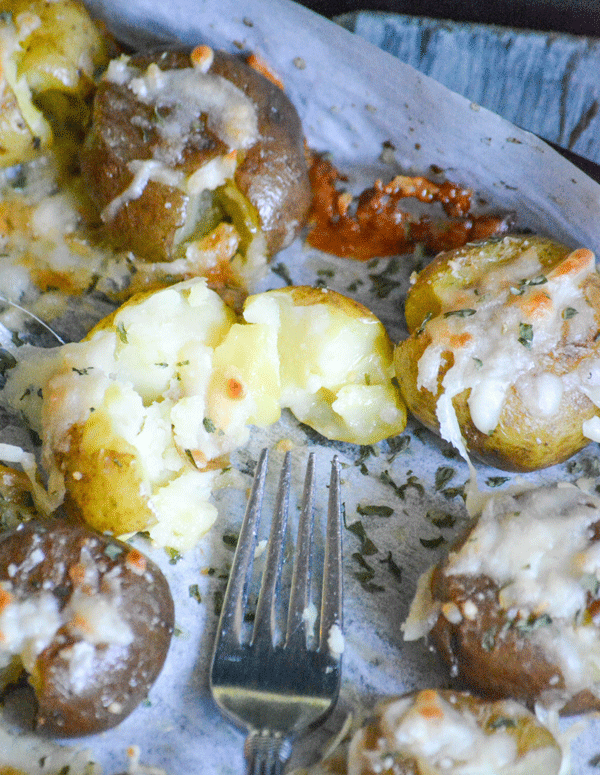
6 279 406 550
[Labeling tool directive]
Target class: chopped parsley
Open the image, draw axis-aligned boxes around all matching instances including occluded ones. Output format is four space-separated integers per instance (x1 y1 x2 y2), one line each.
416 311 433 336
188 584 202 603
486 475 510 487
380 470 425 500
419 535 445 549
518 322 533 348
344 518 378 555
203 417 216 433
443 308 476 318
562 306 579 319
352 553 385 592
434 466 455 491
380 551 403 583
222 532 239 549
116 322 128 343
356 504 394 518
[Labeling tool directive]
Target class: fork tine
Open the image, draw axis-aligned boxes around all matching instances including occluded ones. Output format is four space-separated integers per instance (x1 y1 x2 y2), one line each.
285 452 316 649
216 447 269 648
251 451 291 647
319 455 342 651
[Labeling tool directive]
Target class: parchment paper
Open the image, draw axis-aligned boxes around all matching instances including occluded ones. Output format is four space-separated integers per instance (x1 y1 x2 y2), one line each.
8 0 600 771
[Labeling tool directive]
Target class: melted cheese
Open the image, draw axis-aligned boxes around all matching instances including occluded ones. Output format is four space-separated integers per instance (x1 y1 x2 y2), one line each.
416 239 600 452
347 690 562 775
0 542 132 679
446 484 600 700
100 53 259 221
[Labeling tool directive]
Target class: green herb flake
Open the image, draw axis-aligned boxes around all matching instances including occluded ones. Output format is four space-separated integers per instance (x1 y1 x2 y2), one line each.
222 532 239 549
185 449 198 468
481 625 498 652
435 466 455 491
472 357 483 369
380 470 425 500
0 11 13 24
487 716 517 730
515 612 552 634
419 535 445 549
188 584 202 603
167 548 182 564
155 362 169 368
203 417 216 433
386 435 410 461
441 486 465 500
344 519 378 555
272 262 293 286
427 511 456 529
563 307 579 319
416 311 433 336
486 476 510 488
524 274 547 287
104 543 124 560
380 551 403 583
518 322 533 348
357 504 394 518
0 349 17 375
116 322 128 344
443 308 476 318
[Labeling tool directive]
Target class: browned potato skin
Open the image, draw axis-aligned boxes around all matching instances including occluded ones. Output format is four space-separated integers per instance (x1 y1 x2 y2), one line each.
395 333 598 471
0 520 174 736
428 527 600 715
80 49 311 261
394 235 600 471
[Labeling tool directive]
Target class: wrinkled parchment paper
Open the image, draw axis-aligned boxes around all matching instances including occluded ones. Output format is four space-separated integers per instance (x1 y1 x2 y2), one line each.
9 0 600 771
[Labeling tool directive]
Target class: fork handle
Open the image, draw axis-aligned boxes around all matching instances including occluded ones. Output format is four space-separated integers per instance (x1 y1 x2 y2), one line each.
244 730 293 775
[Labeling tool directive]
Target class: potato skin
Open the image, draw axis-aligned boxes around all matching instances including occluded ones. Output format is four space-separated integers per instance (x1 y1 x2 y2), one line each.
395 330 598 471
424 488 600 715
0 0 109 168
0 520 174 736
80 49 311 261
394 235 600 471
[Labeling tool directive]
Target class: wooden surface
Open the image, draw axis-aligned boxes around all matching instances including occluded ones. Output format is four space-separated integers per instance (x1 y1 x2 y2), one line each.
304 0 600 37
337 11 600 164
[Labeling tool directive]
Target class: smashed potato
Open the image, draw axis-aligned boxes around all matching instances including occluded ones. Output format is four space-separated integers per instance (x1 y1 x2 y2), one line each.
343 690 563 775
394 235 600 471
0 0 109 168
80 47 311 274
5 280 405 550
0 519 173 737
404 483 600 715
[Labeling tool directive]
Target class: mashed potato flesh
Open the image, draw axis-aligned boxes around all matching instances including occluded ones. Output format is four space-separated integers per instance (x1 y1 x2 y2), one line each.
5 279 406 551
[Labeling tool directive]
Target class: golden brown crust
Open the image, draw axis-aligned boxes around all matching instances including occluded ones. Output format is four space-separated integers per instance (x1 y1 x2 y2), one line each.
394 235 600 471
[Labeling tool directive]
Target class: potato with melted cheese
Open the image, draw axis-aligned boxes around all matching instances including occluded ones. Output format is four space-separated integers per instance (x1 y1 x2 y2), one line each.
394 235 600 471
0 519 173 737
341 689 563 775
79 46 311 279
403 483 600 715
5 280 405 550
0 0 109 168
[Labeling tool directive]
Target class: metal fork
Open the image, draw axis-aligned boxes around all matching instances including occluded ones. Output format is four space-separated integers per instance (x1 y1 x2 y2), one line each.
210 448 343 775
